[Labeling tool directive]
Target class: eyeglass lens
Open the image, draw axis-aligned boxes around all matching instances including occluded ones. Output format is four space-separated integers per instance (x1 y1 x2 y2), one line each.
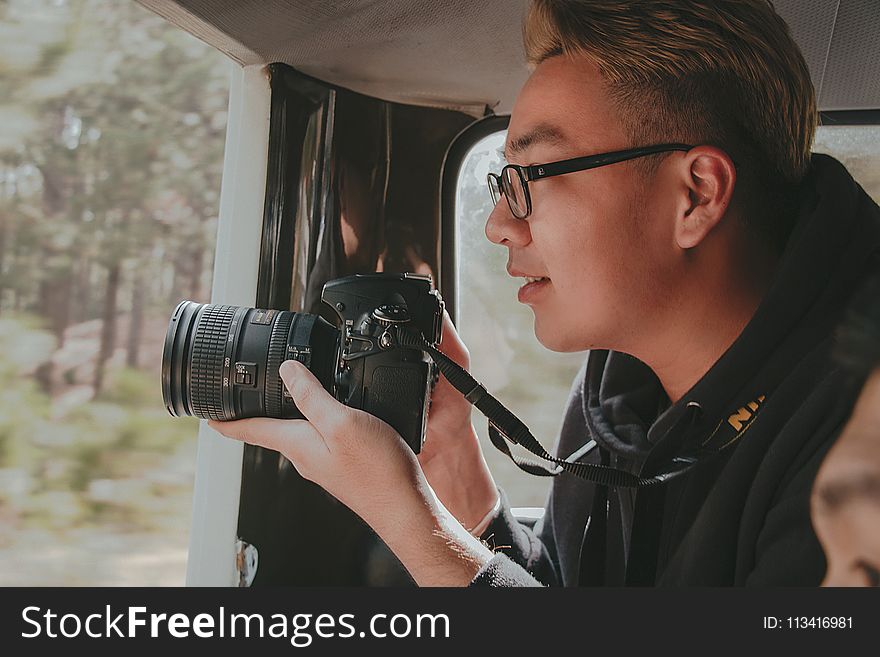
502 167 528 218
488 175 501 205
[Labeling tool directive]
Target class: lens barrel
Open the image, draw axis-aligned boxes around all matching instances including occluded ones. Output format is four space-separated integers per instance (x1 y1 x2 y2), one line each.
162 301 338 421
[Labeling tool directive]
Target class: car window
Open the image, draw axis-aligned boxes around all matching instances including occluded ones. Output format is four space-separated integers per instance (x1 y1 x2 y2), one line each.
0 0 229 584
813 125 880 203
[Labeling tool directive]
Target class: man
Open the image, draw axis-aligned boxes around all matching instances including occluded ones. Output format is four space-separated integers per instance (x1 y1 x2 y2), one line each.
210 0 880 586
812 270 880 587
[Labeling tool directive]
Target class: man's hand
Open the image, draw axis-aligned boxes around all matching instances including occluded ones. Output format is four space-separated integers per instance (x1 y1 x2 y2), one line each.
207 358 493 586
418 311 500 532
208 359 422 530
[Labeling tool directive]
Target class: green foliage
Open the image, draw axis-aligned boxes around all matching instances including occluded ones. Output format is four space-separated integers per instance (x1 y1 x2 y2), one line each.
36 32 72 72
98 366 163 408
0 315 199 536
0 315 54 466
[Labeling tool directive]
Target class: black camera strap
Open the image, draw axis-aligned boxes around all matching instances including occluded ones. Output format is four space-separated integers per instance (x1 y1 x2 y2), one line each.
393 328 703 489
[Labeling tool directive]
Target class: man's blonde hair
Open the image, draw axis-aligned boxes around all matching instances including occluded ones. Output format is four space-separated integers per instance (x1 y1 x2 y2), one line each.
524 0 818 247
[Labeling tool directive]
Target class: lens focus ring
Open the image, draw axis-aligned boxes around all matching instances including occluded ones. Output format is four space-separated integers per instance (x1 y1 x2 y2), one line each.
265 311 293 418
190 304 236 420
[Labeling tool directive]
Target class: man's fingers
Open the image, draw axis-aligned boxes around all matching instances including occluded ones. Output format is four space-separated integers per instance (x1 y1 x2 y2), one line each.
437 309 470 364
279 360 353 438
207 417 328 461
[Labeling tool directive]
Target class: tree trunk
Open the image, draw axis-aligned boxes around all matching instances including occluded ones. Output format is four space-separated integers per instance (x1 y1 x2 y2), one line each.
41 272 72 349
93 262 120 395
0 208 7 316
71 258 91 324
34 361 53 396
126 264 145 368
188 246 204 302
33 268 56 396
158 249 171 303
169 247 185 306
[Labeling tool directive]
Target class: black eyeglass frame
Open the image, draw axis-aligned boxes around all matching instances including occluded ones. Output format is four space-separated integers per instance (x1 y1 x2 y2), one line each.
487 142 694 219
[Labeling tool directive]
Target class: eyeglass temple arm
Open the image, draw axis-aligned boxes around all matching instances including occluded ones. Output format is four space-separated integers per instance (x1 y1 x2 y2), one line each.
524 143 693 181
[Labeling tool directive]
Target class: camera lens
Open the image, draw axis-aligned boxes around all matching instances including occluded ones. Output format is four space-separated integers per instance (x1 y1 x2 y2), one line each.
162 301 338 420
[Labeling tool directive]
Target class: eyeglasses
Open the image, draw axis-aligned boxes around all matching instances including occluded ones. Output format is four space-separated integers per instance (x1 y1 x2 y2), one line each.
487 143 693 219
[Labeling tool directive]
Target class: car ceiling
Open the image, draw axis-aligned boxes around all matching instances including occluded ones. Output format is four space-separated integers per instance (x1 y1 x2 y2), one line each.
136 0 880 116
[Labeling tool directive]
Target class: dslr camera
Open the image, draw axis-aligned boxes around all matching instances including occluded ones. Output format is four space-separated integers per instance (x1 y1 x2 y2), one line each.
162 273 443 453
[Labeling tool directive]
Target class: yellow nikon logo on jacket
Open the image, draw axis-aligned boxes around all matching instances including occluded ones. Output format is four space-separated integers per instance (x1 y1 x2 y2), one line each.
727 395 767 432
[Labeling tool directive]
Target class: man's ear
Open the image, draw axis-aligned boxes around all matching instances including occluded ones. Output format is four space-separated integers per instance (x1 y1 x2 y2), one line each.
674 146 736 249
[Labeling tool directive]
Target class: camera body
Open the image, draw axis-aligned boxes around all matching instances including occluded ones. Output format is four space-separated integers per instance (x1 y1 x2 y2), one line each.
162 273 443 454
322 273 443 453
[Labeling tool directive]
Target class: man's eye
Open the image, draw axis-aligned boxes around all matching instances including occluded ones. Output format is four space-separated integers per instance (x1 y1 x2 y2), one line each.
855 560 880 587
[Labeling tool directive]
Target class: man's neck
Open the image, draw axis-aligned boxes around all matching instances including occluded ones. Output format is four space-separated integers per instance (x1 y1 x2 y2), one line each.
635 235 779 404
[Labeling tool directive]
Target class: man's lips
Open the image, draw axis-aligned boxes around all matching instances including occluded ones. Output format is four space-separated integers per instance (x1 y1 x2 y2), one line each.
507 266 552 304
516 276 551 304
507 266 550 283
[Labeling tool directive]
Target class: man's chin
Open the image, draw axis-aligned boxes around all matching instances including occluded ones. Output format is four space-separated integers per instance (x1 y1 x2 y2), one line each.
533 314 590 353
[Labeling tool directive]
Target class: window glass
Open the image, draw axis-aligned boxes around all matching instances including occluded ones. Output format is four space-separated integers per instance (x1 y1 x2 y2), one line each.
456 131 587 508
813 125 880 203
0 0 229 584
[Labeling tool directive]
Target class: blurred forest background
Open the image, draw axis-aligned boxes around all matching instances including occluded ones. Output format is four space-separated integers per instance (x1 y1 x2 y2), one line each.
0 0 228 584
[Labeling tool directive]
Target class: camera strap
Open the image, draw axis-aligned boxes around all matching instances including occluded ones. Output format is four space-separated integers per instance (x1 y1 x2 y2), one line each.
393 328 704 488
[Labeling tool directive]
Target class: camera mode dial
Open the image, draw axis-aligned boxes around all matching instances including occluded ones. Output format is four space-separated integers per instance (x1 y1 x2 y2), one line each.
371 304 410 327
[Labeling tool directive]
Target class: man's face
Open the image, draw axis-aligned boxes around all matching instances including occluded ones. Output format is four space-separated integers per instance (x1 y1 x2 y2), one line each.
812 368 880 586
485 55 681 352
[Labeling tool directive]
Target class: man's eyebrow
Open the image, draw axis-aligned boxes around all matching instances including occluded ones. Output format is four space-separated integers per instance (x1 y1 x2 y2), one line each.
815 472 880 513
504 124 567 161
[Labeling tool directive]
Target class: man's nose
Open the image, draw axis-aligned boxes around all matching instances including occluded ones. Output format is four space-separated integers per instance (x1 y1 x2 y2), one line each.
485 200 531 246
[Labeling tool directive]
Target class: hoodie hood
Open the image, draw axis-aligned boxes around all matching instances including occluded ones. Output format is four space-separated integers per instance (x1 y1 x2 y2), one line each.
583 153 880 471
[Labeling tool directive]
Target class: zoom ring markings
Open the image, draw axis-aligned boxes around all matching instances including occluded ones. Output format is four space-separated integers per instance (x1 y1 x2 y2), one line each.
190 304 236 420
